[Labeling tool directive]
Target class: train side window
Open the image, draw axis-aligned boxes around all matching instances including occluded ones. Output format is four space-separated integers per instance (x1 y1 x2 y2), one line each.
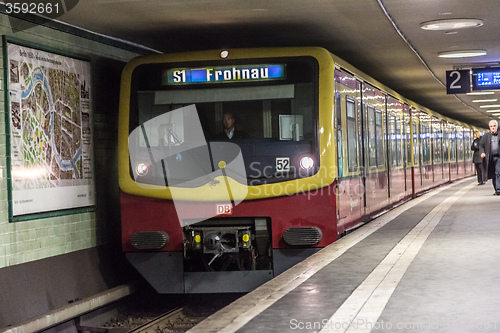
367 106 384 168
412 121 420 166
367 106 376 167
433 119 442 165
395 113 402 166
336 92 343 178
421 122 431 165
404 109 411 167
450 128 457 162
443 126 450 162
346 98 358 171
457 129 464 161
388 112 396 166
465 129 472 161
375 109 384 167
388 111 401 167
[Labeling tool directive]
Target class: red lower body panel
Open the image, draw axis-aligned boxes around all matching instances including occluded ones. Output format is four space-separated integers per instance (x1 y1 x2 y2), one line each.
121 182 338 252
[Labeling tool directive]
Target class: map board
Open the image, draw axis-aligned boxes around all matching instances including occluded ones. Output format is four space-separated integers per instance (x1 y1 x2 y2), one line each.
7 42 94 217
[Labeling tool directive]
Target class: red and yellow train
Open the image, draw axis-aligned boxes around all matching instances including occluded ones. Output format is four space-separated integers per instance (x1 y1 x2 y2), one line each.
118 47 475 293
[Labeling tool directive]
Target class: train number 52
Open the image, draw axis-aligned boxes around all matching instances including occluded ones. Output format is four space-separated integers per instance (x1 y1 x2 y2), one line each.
276 157 290 172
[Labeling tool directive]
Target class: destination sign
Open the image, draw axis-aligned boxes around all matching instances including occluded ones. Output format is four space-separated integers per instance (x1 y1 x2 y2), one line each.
164 64 286 85
472 67 500 91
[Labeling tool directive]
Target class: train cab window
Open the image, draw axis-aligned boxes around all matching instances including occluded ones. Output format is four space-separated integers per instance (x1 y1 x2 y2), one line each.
128 57 319 186
346 98 358 171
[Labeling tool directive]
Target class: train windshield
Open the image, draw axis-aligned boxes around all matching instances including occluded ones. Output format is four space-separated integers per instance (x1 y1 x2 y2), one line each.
128 57 319 186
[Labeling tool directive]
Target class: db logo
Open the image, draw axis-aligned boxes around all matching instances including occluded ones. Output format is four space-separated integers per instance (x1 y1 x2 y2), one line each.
216 204 232 215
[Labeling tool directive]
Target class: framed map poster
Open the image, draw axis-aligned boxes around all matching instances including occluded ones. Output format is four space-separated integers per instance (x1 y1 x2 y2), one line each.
6 42 94 218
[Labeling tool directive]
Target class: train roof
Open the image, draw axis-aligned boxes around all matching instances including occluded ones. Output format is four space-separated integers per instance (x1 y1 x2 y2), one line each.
40 0 500 129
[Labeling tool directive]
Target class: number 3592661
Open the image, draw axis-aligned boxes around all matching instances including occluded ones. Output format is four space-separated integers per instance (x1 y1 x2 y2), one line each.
6 2 60 15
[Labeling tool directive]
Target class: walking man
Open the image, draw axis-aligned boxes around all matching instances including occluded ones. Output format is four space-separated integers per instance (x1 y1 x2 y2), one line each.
480 119 500 195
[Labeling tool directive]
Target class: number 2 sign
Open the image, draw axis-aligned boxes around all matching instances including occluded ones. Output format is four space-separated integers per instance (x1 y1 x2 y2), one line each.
446 70 470 94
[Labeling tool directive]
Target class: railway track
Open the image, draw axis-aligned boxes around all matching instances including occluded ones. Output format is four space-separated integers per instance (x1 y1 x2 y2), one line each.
77 293 242 333
128 307 204 333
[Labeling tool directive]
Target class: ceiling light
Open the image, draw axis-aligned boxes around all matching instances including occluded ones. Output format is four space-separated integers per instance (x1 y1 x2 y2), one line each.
421 19 483 31
473 99 498 103
467 91 495 95
480 105 500 108
438 50 487 58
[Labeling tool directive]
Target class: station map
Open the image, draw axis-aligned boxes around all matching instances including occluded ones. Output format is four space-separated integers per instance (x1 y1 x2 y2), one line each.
7 43 94 216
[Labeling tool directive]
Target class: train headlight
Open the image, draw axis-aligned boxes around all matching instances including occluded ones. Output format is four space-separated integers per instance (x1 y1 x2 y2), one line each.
299 156 314 170
240 230 251 249
135 163 149 176
193 231 202 251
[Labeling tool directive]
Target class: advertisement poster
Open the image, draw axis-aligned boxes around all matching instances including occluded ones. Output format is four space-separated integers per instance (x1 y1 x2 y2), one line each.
7 43 94 217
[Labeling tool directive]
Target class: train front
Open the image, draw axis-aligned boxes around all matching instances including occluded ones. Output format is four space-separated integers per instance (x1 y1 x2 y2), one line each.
118 48 337 293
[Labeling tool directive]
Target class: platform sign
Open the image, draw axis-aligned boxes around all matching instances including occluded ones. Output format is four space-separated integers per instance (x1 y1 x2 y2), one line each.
472 67 500 91
446 70 470 94
6 42 94 218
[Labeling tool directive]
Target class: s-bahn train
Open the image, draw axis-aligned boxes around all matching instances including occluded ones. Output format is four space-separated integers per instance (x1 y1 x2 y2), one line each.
118 47 476 293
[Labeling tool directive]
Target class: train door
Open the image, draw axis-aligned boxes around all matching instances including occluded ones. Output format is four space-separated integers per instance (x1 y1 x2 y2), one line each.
334 69 363 233
464 128 473 175
456 127 465 178
411 109 422 196
443 122 451 182
387 97 405 205
449 125 458 180
403 105 412 198
420 112 432 191
432 118 444 185
362 83 388 216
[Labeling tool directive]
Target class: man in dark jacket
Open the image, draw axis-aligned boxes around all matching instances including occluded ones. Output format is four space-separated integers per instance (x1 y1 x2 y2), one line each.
480 120 500 195
471 130 484 185
213 112 249 140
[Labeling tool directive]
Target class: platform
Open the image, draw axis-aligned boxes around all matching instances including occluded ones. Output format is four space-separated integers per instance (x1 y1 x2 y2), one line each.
189 177 500 333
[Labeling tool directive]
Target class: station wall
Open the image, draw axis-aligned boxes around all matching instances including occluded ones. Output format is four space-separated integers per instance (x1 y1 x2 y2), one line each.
0 11 163 328
0 13 141 268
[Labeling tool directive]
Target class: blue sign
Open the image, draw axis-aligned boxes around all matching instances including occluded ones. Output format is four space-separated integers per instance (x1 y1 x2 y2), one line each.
472 67 500 91
164 64 286 85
